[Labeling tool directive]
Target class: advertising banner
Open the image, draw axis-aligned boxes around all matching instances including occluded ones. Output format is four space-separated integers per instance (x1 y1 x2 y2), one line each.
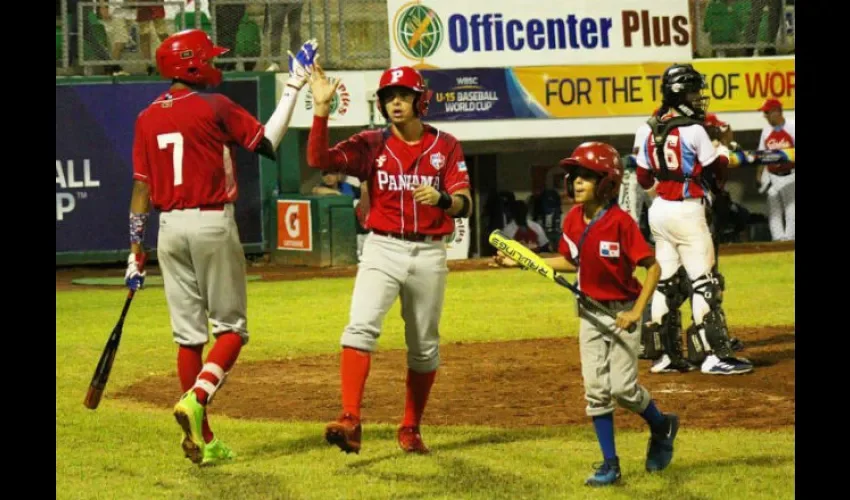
421 57 795 121
56 80 265 254
276 199 313 251
387 0 693 69
280 71 388 129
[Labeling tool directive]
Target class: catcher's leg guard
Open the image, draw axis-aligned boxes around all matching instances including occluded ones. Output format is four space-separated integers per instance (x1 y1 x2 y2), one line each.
643 273 689 361
688 273 735 362
640 322 663 360
659 309 692 368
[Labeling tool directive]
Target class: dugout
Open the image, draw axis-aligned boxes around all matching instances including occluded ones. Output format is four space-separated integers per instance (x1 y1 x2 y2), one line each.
290 122 780 261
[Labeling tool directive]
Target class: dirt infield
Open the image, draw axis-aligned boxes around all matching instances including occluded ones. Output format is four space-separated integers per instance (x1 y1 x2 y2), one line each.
56 240 795 291
67 240 794 430
116 325 794 430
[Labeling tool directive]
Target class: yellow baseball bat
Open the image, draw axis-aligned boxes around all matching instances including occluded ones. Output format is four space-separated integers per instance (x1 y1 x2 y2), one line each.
488 230 636 333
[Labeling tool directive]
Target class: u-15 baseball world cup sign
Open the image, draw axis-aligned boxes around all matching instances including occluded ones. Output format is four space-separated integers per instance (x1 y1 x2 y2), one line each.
387 0 693 69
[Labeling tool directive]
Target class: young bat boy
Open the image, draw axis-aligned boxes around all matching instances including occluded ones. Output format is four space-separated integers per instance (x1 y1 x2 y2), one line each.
494 142 678 486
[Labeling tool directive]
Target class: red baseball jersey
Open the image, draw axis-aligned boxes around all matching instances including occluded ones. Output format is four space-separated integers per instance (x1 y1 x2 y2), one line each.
557 204 653 302
132 88 264 211
758 120 796 174
308 117 471 235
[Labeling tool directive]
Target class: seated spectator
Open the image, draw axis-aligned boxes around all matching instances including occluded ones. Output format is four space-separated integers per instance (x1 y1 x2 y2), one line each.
502 200 551 253
312 171 358 197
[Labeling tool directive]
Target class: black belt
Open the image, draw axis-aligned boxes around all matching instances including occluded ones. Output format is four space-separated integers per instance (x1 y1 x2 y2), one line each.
161 203 226 213
768 169 794 177
371 229 442 242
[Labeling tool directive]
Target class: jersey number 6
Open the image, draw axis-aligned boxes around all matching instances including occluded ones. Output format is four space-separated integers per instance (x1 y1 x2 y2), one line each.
157 132 184 186
654 141 680 171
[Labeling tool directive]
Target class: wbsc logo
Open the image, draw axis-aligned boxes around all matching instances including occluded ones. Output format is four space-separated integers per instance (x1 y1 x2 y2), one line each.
394 1 444 62
305 77 351 119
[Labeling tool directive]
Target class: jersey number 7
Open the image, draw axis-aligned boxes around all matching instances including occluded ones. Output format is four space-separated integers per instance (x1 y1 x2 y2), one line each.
157 132 184 186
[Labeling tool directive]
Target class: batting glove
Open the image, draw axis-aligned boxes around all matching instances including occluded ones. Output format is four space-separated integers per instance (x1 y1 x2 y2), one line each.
125 252 147 291
287 39 319 90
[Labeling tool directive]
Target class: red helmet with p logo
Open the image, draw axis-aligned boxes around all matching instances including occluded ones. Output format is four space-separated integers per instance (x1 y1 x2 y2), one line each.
155 29 229 87
376 66 433 120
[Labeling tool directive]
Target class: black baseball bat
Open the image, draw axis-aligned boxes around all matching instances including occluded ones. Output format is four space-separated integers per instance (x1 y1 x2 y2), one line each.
83 290 135 410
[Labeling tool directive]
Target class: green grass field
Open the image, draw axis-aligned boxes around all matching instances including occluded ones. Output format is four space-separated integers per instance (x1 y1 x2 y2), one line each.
56 251 795 500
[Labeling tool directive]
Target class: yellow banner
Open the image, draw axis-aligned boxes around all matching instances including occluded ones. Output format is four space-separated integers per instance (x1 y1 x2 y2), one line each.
512 57 795 118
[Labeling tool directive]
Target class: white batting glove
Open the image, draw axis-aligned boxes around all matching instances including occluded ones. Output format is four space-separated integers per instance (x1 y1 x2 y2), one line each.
125 252 146 291
286 39 319 90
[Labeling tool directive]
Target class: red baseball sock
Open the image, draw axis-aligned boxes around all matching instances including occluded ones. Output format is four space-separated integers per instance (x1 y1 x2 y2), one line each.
193 332 243 405
177 345 214 442
402 369 437 427
341 347 371 419
177 345 204 392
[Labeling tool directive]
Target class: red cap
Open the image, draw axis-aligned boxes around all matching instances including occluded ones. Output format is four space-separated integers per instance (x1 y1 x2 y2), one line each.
704 113 728 128
758 98 782 112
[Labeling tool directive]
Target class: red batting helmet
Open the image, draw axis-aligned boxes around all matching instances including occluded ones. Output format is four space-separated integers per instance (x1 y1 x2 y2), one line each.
559 142 624 200
376 66 433 120
156 29 229 87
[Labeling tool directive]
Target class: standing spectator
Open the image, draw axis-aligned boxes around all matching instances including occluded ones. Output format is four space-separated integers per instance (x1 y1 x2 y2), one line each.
137 2 171 75
65 0 111 68
211 0 245 71
99 0 136 75
744 0 783 55
265 1 303 62
703 0 744 57
755 98 795 241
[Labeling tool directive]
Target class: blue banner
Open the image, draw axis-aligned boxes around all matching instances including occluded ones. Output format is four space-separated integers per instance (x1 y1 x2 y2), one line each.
421 68 548 121
55 80 263 253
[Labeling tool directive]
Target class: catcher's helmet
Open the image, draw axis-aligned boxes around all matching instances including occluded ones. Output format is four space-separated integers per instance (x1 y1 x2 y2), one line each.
559 142 624 201
376 66 433 120
156 29 229 87
661 63 709 120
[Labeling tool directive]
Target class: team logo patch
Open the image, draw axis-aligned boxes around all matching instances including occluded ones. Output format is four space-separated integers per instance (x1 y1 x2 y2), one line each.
457 160 467 172
600 241 620 258
431 152 446 170
376 154 387 169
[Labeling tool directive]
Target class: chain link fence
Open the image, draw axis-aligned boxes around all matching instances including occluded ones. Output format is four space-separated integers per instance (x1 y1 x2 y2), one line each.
57 1 794 75
57 0 391 75
693 0 795 57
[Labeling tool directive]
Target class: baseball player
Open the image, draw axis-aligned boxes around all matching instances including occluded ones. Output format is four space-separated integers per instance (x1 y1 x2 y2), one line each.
639 112 745 364
495 142 678 487
306 64 473 455
755 98 795 241
124 29 317 465
636 63 752 375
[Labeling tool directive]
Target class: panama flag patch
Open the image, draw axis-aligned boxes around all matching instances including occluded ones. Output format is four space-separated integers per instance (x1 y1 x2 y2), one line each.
600 241 620 258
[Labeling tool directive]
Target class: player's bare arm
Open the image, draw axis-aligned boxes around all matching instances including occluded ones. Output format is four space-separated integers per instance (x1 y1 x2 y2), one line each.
494 251 576 274
308 60 341 118
615 256 660 330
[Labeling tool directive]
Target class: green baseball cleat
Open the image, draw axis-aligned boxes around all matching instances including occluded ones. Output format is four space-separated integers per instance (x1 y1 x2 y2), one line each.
201 438 235 466
173 390 206 464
